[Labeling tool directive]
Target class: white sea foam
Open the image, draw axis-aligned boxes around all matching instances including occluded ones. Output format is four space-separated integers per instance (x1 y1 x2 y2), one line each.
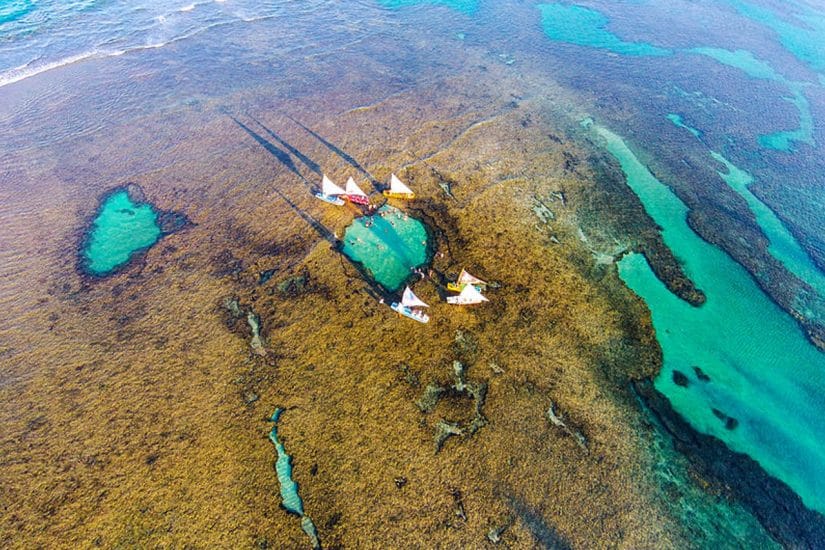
179 4 196 12
0 51 108 88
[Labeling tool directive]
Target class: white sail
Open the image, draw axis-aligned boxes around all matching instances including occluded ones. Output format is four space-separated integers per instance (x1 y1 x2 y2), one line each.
390 174 413 195
457 269 487 286
322 174 346 196
345 177 368 197
447 284 488 305
401 286 429 308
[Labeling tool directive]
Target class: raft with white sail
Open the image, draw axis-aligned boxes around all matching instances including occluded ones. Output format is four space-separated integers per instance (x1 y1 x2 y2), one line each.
382 173 415 199
314 174 345 206
446 283 489 305
446 269 488 292
390 286 430 323
344 177 370 205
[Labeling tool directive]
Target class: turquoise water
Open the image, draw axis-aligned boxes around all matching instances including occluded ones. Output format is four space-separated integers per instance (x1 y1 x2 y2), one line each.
341 206 429 291
537 4 670 57
268 409 320 548
82 190 162 276
690 47 813 151
665 114 701 139
729 0 825 74
534 4 815 152
667 114 825 298
589 121 825 514
378 0 479 14
269 408 304 516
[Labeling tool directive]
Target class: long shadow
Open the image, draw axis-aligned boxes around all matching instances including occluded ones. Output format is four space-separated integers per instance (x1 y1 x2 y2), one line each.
230 115 310 188
286 115 383 190
247 114 322 176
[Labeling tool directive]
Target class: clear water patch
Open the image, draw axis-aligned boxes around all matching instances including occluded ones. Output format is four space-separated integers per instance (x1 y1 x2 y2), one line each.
268 409 320 549
588 121 825 514
340 205 430 292
80 185 189 277
537 3 670 56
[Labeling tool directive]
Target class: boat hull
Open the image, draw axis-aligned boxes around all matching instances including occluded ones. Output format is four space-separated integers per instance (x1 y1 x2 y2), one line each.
382 191 415 199
390 302 429 323
345 194 370 205
446 296 485 305
446 283 484 293
314 192 344 206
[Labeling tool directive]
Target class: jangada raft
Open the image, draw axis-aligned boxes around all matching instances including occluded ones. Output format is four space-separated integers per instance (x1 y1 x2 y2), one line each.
390 286 430 323
344 177 370 205
447 283 489 305
314 174 345 206
446 269 488 293
382 173 415 199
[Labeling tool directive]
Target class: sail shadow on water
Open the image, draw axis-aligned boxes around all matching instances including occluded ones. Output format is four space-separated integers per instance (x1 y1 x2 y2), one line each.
229 115 311 187
246 114 322 176
286 115 382 189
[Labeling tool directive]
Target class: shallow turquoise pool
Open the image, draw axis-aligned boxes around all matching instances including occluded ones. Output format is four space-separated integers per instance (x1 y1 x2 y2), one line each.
81 189 162 276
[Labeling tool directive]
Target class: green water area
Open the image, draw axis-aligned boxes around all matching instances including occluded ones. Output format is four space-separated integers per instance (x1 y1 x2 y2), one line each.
587 121 825 514
536 3 815 152
537 3 670 57
268 409 320 548
340 205 429 292
666 114 825 300
81 189 162 276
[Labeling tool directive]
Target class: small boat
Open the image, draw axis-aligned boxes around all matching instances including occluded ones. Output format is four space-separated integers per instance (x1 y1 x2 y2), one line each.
446 269 488 292
344 177 370 205
447 283 489 305
314 174 345 206
382 173 415 199
390 286 430 323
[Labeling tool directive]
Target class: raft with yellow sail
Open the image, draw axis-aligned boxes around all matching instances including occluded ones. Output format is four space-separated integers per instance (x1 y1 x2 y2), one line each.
446 269 488 293
382 174 415 199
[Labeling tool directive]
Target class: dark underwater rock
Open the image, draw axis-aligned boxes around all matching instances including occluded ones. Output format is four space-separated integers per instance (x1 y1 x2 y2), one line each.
672 370 689 387
633 379 825 548
693 366 711 382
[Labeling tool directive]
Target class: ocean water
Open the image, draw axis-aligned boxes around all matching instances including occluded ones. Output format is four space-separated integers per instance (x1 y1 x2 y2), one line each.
2 0 825 546
590 122 825 514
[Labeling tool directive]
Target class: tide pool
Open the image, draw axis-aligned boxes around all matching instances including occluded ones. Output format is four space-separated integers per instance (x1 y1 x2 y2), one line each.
81 189 162 276
341 205 429 291
588 121 825 514
537 3 670 56
268 409 320 548
665 114 701 139
269 408 304 515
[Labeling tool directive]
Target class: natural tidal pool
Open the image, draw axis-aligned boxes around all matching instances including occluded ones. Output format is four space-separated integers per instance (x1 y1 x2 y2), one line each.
81 188 162 276
340 205 429 292
590 121 825 514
